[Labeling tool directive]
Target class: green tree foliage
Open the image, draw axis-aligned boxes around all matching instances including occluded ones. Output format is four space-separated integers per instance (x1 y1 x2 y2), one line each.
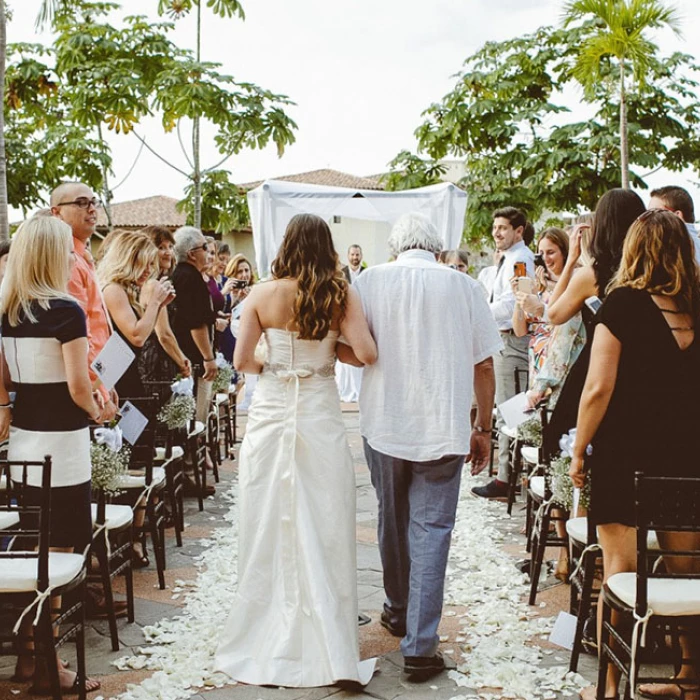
563 0 681 189
387 22 700 246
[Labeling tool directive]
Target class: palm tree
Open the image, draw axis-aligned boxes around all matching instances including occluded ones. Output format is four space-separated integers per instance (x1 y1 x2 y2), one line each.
563 0 681 189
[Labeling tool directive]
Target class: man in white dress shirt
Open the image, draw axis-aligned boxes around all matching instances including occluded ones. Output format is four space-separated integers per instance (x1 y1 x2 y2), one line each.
354 213 502 679
472 207 534 499
647 186 700 265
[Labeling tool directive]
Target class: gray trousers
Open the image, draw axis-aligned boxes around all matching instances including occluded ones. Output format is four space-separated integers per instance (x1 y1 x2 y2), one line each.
494 332 529 482
363 438 464 658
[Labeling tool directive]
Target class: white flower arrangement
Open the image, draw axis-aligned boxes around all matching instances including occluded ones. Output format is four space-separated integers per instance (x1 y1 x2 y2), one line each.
211 354 234 394
90 438 131 497
546 429 591 511
157 375 196 430
517 416 542 447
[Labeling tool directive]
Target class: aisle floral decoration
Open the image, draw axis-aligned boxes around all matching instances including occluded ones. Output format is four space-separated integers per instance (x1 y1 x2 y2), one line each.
517 416 542 447
547 428 591 511
157 376 196 430
211 353 234 394
90 424 130 497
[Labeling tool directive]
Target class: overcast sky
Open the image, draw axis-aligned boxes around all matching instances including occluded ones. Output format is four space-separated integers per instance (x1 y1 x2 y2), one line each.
8 0 700 215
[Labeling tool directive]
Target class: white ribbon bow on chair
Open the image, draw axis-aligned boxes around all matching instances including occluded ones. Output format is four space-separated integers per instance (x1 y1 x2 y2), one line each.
171 376 194 397
94 425 123 453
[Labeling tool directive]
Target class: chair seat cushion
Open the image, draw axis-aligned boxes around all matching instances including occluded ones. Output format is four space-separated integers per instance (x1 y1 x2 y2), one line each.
215 393 229 406
91 504 133 530
530 475 545 499
500 424 518 439
188 421 206 438
0 474 6 491
154 446 184 462
566 517 659 550
116 467 166 489
0 511 19 530
0 552 85 592
522 446 539 465
607 572 700 616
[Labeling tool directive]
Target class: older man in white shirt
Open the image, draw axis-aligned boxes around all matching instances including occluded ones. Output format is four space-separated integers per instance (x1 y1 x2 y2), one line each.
472 206 534 499
354 213 502 679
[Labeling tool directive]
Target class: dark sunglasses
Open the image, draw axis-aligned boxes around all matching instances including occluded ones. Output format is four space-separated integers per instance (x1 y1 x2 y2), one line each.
190 243 209 252
55 197 102 210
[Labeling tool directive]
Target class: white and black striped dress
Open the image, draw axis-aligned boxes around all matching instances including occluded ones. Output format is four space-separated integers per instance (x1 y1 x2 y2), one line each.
2 299 91 488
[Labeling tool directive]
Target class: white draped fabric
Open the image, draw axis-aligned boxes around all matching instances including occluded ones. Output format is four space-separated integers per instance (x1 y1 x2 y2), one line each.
247 180 468 275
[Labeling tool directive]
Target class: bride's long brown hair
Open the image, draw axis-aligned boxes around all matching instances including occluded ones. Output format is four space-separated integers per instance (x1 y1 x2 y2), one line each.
271 214 348 340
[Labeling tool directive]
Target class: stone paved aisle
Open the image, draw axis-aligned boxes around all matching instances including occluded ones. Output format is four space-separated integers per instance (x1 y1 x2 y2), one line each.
0 406 597 700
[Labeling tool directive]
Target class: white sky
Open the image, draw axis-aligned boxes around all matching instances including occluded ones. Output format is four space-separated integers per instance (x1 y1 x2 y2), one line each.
8 0 700 215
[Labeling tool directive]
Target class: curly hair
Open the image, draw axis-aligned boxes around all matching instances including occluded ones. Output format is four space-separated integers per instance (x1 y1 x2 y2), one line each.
609 209 700 322
271 214 348 340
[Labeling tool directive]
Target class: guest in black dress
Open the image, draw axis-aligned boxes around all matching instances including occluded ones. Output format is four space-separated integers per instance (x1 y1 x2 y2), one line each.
544 188 645 459
570 210 700 700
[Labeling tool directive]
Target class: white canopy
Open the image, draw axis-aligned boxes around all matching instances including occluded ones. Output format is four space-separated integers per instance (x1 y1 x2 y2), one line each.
247 179 467 275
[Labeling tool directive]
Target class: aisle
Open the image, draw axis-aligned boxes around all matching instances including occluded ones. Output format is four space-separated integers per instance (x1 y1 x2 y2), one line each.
108 410 589 700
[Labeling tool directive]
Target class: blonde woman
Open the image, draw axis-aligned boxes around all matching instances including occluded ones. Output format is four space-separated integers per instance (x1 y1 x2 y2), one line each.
98 232 174 398
0 216 103 694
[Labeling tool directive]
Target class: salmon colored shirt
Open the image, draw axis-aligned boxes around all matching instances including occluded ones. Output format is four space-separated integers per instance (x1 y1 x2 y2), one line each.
68 236 111 400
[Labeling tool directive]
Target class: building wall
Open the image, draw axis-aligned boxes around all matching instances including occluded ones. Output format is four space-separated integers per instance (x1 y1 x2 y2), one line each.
221 231 256 272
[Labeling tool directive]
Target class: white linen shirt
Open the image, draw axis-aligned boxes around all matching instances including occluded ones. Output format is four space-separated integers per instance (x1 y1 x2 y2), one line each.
354 249 503 462
687 223 700 266
489 240 535 330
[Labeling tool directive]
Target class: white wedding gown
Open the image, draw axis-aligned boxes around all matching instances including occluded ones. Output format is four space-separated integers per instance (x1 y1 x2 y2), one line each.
215 328 374 687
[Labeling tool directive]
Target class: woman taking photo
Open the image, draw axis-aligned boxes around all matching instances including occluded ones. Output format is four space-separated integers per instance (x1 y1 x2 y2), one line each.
215 213 377 687
0 216 103 694
138 226 191 385
571 209 700 700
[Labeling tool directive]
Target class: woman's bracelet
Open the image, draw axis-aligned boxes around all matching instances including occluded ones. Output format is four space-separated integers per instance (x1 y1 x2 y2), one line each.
0 403 13 409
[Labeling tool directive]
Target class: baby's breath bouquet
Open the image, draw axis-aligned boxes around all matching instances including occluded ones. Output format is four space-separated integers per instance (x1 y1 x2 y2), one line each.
517 416 542 447
91 425 130 496
546 428 591 511
158 375 196 430
212 353 234 394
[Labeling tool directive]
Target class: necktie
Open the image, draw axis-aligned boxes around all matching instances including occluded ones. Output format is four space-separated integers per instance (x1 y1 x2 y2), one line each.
490 255 506 303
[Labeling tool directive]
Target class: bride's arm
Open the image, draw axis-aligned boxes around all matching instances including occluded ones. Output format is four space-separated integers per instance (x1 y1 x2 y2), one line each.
339 287 377 366
233 287 264 374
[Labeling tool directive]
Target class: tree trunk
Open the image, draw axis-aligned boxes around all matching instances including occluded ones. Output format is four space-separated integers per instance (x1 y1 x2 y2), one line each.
619 59 629 190
193 2 202 229
0 0 9 241
96 123 113 230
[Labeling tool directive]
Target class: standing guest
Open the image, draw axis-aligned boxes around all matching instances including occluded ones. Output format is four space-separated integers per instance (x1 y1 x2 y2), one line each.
225 254 254 317
213 242 231 289
50 181 118 422
98 232 174 399
512 228 569 379
544 189 645 458
472 206 534 499
354 213 501 679
138 226 191 384
0 216 103 694
477 250 502 299
171 226 218 420
342 244 366 284
647 185 700 265
440 249 469 273
570 209 700 700
202 237 230 356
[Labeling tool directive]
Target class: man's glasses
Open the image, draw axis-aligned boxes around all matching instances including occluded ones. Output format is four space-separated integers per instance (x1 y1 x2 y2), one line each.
55 197 103 210
190 243 208 252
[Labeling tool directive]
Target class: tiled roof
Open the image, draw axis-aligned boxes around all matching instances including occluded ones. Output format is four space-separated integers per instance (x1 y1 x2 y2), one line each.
240 169 385 191
95 195 186 229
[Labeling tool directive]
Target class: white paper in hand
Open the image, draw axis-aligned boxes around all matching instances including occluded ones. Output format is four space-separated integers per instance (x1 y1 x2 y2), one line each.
118 401 148 446
498 392 533 430
91 333 135 391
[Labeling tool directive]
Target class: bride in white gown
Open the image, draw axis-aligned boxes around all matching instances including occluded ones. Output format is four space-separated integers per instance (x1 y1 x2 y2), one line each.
215 214 378 688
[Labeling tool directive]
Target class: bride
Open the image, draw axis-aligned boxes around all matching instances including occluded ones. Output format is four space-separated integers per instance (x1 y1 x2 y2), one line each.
215 213 378 687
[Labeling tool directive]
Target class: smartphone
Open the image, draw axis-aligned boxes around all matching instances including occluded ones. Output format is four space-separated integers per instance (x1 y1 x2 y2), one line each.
514 262 527 277
534 254 545 269
517 277 534 294
585 296 602 314
231 279 248 289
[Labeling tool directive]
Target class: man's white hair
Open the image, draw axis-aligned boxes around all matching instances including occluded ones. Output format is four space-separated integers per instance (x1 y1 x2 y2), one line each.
388 213 444 257
174 225 203 263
